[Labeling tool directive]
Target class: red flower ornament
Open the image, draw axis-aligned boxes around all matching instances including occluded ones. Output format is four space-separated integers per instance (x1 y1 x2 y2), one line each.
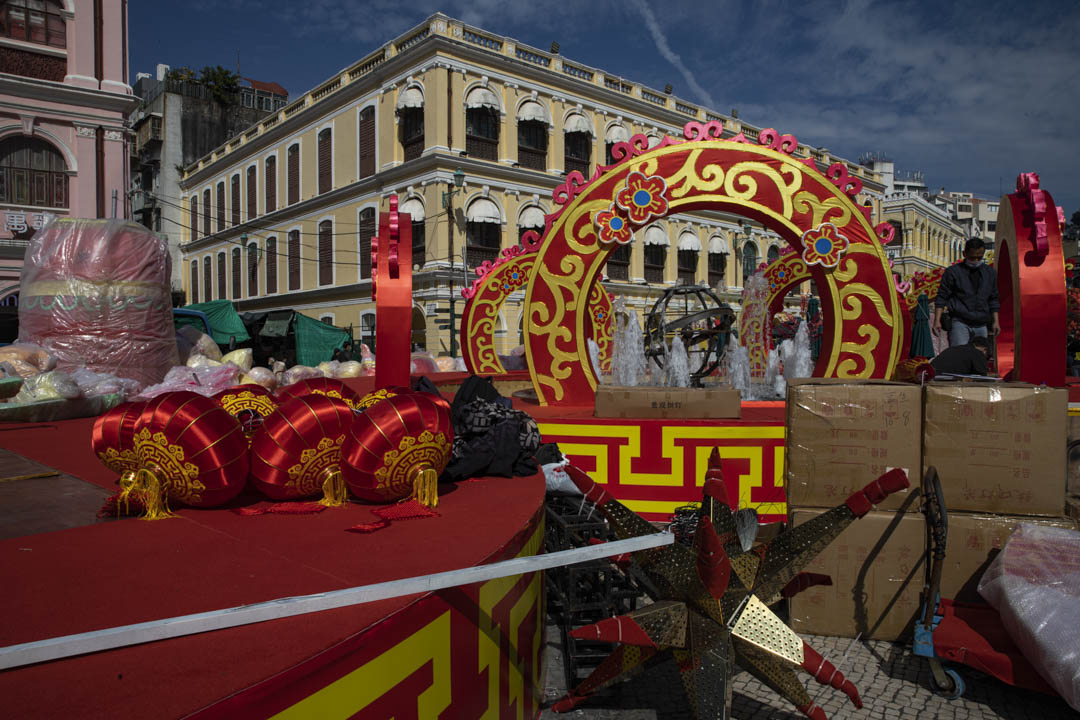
801 222 850 268
594 205 632 245
615 171 669 225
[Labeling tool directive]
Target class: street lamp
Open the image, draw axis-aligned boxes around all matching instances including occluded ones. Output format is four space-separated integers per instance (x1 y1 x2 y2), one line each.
442 168 466 357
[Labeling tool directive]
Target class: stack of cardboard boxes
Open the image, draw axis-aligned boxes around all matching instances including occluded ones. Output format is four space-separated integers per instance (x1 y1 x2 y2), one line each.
785 379 1075 641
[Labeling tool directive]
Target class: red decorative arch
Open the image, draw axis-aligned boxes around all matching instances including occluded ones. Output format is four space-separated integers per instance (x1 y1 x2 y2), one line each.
995 173 1066 385
523 124 903 406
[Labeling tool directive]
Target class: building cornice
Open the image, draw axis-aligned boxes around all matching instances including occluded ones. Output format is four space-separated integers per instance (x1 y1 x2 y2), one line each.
0 73 138 115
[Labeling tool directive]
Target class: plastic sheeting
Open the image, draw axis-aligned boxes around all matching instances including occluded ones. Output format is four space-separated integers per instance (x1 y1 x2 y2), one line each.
978 524 1080 710
18 218 177 387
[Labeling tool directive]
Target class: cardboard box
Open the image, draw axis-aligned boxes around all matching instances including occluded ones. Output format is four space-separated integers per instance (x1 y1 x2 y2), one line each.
593 386 741 419
940 512 1078 603
788 508 925 641
923 384 1067 516
785 380 922 511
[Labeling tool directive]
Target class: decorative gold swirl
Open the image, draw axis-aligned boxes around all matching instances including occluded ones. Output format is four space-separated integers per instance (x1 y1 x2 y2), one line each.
832 258 859 283
665 148 727 199
793 191 853 229
840 283 895 327
724 161 802 219
838 324 881 377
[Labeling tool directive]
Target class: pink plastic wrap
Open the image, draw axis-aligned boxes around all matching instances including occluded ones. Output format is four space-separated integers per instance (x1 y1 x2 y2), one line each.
978 524 1080 710
409 351 439 375
18 218 178 387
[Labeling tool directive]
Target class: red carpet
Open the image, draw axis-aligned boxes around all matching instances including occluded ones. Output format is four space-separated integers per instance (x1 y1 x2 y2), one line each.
0 417 545 719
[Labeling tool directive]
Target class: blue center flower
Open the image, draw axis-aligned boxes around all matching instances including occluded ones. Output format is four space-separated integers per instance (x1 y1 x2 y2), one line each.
511 272 519 279
609 217 624 231
814 236 833 255
633 189 652 207
778 270 786 278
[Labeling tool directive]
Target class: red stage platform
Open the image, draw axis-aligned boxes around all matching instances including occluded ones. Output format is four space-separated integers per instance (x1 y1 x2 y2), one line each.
0 416 546 719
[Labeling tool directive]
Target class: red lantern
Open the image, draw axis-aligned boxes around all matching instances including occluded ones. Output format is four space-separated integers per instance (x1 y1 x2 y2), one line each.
277 377 362 411
341 392 453 507
249 394 355 502
91 401 145 481
129 391 250 517
213 385 278 442
355 385 412 411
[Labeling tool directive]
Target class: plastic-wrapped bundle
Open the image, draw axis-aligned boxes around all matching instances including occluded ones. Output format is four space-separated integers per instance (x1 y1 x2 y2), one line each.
979 524 1080 710
19 219 178 386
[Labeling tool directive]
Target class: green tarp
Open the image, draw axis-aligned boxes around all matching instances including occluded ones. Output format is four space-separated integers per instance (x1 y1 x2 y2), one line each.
175 299 251 346
260 316 292 338
293 313 350 367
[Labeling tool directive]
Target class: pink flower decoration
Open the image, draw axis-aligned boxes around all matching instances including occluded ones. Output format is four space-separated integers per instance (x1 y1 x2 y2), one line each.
594 205 633 245
801 223 850 268
614 171 669 225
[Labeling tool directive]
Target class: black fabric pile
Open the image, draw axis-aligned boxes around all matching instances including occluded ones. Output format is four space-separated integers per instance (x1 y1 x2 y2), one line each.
443 376 542 482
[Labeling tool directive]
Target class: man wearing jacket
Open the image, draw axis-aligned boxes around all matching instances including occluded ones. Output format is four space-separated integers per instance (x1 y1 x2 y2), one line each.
933 237 1000 346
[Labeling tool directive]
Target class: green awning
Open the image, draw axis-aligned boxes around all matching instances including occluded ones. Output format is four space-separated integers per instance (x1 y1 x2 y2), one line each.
175 299 250 346
260 317 292 338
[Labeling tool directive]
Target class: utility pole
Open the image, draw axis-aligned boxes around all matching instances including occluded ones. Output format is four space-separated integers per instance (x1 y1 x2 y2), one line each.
442 168 465 357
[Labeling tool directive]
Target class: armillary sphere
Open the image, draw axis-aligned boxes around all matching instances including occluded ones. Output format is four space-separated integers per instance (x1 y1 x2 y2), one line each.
642 284 736 386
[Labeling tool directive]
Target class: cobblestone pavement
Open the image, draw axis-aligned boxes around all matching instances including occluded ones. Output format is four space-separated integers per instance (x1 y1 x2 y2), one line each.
538 624 1077 719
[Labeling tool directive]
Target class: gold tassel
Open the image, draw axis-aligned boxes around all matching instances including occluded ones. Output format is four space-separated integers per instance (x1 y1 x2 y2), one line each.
318 467 348 507
409 466 439 509
130 467 174 520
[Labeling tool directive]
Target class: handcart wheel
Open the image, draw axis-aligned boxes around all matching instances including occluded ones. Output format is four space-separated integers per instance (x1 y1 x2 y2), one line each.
931 667 965 700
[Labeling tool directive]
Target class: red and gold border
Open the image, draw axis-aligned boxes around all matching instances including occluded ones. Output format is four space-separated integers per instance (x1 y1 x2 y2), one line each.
539 418 787 523
190 508 545 720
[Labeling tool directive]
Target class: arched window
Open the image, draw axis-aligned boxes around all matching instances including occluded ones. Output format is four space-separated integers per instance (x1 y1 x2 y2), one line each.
189 196 199 241
246 165 256 220
358 107 375 178
643 225 668 284
247 242 258 297
358 208 375 280
189 260 199 304
265 237 277 294
1 1 66 48
202 189 211 236
399 198 426 269
677 231 701 285
287 230 300 291
203 258 212 301
231 247 241 299
0 136 67 208
607 243 631 281
230 174 240 225
563 113 592 177
517 205 545 244
216 251 226 299
216 181 225 231
465 87 499 161
707 234 729 289
318 219 332 286
766 245 780 264
396 86 424 162
317 128 332 194
286 144 299 205
741 242 759 283
264 156 276 213
517 100 548 171
465 198 502 270
604 124 629 166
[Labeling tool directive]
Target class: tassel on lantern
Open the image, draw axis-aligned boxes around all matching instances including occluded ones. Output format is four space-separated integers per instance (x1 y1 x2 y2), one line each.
112 466 174 520
409 466 439 509
318 468 349 507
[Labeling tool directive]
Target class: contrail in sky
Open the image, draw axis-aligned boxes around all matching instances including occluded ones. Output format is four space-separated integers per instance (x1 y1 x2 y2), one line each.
628 0 717 108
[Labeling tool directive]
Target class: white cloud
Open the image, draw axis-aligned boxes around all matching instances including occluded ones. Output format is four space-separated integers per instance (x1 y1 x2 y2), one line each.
626 0 717 107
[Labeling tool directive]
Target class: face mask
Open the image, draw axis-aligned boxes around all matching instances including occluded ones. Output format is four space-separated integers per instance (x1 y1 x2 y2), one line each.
965 259 983 268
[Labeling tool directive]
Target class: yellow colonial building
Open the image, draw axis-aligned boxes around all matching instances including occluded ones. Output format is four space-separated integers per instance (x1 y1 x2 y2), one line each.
178 13 884 356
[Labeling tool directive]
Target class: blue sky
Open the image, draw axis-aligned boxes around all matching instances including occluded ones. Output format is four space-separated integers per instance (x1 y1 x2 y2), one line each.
130 0 1080 216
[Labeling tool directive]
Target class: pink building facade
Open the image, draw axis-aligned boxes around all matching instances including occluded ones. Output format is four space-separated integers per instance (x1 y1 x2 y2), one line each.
0 0 137 302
